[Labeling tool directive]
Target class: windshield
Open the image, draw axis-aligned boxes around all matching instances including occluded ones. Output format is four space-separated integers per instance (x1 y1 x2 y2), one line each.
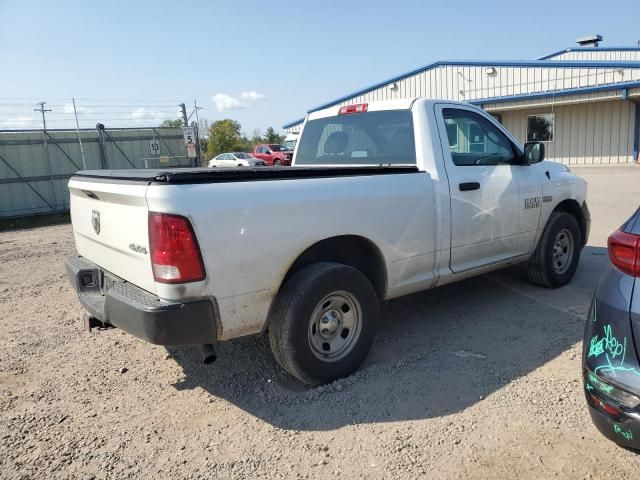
295 110 415 165
268 144 287 152
234 153 252 159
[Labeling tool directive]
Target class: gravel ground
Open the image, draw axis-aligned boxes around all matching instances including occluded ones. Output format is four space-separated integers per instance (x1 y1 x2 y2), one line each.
2 165 640 479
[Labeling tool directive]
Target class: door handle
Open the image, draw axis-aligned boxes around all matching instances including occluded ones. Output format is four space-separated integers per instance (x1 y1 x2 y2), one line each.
459 182 480 191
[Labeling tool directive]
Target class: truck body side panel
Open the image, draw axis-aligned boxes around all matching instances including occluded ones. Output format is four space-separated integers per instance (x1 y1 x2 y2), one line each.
145 172 436 339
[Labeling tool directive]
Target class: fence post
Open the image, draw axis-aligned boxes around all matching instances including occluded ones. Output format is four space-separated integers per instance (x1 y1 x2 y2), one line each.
41 128 58 209
96 123 107 169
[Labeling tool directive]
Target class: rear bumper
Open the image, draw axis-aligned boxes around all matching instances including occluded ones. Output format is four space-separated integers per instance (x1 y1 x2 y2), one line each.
65 255 218 345
587 404 640 450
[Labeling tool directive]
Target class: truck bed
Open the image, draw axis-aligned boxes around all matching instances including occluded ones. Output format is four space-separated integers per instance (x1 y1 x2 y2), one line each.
68 164 435 339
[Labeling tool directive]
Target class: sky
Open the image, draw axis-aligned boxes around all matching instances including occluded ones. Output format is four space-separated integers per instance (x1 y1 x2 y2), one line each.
1 0 639 134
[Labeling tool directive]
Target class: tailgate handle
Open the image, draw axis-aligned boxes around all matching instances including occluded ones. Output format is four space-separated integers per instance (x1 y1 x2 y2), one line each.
459 182 480 191
82 190 100 200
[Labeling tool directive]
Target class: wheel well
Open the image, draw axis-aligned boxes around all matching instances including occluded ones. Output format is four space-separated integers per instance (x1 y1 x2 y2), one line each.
553 199 586 246
281 235 387 299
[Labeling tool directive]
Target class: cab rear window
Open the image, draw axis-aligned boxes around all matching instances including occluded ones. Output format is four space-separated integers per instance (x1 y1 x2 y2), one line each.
295 110 416 165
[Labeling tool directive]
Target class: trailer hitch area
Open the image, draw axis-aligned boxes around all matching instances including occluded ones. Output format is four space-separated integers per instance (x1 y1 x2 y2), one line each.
82 312 114 333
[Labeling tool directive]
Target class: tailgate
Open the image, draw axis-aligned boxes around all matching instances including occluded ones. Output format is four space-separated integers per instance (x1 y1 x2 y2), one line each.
68 178 156 294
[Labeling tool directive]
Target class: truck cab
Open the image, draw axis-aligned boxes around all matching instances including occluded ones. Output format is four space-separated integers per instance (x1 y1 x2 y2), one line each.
283 133 299 152
253 144 293 166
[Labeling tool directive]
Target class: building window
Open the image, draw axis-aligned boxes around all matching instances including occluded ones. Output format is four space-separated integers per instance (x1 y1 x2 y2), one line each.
527 113 554 142
445 118 459 150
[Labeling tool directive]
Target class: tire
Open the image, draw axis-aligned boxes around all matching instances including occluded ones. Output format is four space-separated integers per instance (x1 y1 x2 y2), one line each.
237 164 243 167
527 211 582 288
269 262 379 385
273 159 282 167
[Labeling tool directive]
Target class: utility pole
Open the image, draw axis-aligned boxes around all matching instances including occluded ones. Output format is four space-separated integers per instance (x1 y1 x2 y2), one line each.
193 100 204 166
193 100 203 130
179 103 188 126
34 101 51 130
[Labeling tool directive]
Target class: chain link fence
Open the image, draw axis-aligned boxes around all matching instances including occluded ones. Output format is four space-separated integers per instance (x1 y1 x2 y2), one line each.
0 126 191 218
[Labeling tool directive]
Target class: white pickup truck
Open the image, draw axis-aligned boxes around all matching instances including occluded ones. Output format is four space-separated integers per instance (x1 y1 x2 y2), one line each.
66 99 589 385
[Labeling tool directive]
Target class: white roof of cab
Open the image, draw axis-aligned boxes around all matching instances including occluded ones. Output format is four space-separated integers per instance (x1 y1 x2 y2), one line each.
306 98 475 121
307 98 416 121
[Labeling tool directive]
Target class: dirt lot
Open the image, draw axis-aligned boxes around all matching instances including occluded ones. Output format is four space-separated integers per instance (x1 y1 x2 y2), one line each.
2 166 640 479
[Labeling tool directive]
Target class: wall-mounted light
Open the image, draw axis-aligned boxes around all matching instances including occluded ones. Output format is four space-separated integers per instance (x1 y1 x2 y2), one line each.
388 82 398 90
485 67 497 76
615 68 624 76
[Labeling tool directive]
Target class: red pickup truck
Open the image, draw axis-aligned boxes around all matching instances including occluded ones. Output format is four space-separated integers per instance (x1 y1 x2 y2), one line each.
252 144 293 166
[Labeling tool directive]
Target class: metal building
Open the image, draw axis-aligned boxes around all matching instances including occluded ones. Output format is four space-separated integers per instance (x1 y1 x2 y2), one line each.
283 39 640 165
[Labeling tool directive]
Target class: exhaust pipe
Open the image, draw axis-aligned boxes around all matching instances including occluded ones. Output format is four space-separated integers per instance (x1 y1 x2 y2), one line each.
200 344 217 364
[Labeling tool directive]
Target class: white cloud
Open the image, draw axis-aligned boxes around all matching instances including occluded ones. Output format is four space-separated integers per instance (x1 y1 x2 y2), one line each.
0 117 36 129
240 91 266 101
130 108 171 123
211 91 267 112
211 93 247 112
63 103 94 115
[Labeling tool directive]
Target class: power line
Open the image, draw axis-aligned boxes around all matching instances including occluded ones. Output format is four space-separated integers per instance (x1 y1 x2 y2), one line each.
47 104 185 108
0 97 185 102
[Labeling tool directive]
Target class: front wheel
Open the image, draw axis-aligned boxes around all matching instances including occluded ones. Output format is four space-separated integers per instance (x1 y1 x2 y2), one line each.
527 211 582 288
273 159 282 167
269 262 379 385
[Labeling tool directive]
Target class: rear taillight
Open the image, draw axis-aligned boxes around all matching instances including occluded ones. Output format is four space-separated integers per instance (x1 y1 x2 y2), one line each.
148 212 205 284
338 103 368 115
589 393 622 416
608 229 640 277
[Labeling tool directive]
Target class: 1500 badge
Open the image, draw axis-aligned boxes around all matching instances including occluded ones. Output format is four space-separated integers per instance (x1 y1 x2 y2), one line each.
525 197 541 209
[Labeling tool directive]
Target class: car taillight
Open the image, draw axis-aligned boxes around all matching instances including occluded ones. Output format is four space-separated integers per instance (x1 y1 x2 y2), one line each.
338 103 368 115
148 212 205 283
589 393 622 416
608 229 640 276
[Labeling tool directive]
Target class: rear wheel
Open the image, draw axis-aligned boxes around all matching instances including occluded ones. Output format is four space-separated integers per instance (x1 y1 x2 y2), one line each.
269 262 379 385
527 212 582 288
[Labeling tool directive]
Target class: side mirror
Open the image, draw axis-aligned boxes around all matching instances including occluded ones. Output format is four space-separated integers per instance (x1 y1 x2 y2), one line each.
266 150 272 155
524 141 545 164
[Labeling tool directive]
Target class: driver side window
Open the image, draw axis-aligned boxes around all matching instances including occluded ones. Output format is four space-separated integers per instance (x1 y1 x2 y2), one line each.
442 108 514 166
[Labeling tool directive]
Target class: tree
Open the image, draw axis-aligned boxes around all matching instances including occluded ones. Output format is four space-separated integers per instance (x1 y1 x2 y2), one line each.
160 119 183 127
263 126 284 144
207 119 244 156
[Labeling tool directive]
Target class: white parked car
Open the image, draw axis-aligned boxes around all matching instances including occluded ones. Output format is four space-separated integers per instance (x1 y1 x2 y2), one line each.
66 98 589 385
208 152 266 168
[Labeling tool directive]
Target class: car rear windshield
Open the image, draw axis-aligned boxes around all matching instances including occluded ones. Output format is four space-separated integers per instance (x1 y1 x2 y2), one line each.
295 110 415 165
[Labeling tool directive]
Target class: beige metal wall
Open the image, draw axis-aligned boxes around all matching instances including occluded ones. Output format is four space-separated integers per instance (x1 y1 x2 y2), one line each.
499 100 637 165
548 50 640 62
336 65 640 108
286 63 640 133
